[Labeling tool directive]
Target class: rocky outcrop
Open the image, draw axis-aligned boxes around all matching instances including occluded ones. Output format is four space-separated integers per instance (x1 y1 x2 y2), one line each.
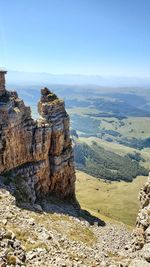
0 70 7 94
132 177 150 262
0 71 76 202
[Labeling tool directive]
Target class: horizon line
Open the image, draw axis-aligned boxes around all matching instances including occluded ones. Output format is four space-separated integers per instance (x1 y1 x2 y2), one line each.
4 69 150 80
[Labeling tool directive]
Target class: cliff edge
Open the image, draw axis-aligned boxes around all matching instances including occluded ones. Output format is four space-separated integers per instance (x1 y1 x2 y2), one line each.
132 177 150 262
0 71 76 202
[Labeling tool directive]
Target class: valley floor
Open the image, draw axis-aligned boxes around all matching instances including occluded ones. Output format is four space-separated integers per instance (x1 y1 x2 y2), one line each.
76 171 148 226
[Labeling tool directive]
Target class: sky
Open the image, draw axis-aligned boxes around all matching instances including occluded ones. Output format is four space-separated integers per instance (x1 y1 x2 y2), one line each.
0 0 150 77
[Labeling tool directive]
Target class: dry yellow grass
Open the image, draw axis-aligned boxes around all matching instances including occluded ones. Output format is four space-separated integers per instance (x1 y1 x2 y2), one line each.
76 170 148 226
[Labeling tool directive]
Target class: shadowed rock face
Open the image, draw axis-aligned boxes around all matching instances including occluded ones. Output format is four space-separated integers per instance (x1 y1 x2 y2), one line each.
0 74 76 202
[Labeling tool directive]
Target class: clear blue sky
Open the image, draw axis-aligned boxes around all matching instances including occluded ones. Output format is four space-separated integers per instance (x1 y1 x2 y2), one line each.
0 0 150 77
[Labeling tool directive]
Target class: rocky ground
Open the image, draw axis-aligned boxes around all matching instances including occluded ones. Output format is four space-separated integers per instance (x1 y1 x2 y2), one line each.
0 180 149 267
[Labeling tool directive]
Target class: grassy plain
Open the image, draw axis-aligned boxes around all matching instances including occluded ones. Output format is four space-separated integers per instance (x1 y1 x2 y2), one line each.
68 105 150 142
100 116 150 139
76 170 148 226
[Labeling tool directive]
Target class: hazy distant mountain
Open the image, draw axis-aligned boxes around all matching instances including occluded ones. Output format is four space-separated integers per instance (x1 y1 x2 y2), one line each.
6 70 150 87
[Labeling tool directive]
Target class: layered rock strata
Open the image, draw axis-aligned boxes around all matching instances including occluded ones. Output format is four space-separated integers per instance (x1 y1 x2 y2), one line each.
0 71 76 202
132 177 150 262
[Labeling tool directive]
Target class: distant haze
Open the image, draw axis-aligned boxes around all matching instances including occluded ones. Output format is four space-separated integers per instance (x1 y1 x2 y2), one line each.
6 70 150 87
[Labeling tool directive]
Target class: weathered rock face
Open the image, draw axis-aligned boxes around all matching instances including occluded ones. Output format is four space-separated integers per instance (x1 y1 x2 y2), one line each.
0 70 7 94
0 72 76 202
132 177 150 261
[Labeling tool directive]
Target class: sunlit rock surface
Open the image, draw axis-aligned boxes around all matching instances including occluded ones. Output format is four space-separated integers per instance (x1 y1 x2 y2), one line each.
0 71 76 201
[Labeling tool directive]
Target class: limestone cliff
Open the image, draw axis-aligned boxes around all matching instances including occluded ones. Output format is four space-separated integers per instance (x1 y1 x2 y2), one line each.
0 71 76 202
132 177 150 262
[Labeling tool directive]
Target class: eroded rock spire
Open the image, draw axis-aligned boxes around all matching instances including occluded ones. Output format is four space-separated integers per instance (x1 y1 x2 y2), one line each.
0 72 76 202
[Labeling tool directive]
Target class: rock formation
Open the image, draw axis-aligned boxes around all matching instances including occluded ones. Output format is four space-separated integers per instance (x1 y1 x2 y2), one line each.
0 70 7 94
0 71 76 202
132 177 150 262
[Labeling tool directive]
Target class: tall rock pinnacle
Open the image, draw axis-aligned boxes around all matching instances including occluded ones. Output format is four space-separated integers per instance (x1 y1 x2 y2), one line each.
0 72 76 202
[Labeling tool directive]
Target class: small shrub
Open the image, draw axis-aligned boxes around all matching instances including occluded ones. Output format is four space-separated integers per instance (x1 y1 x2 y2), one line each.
7 254 17 265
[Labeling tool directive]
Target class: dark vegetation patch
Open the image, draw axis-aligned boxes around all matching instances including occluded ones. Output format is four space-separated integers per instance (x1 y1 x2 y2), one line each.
101 129 122 137
71 115 100 135
127 152 145 162
119 137 150 150
86 113 127 120
73 141 148 182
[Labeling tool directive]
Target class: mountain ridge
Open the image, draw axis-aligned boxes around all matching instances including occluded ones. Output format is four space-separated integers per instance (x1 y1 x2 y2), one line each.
6 70 150 87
